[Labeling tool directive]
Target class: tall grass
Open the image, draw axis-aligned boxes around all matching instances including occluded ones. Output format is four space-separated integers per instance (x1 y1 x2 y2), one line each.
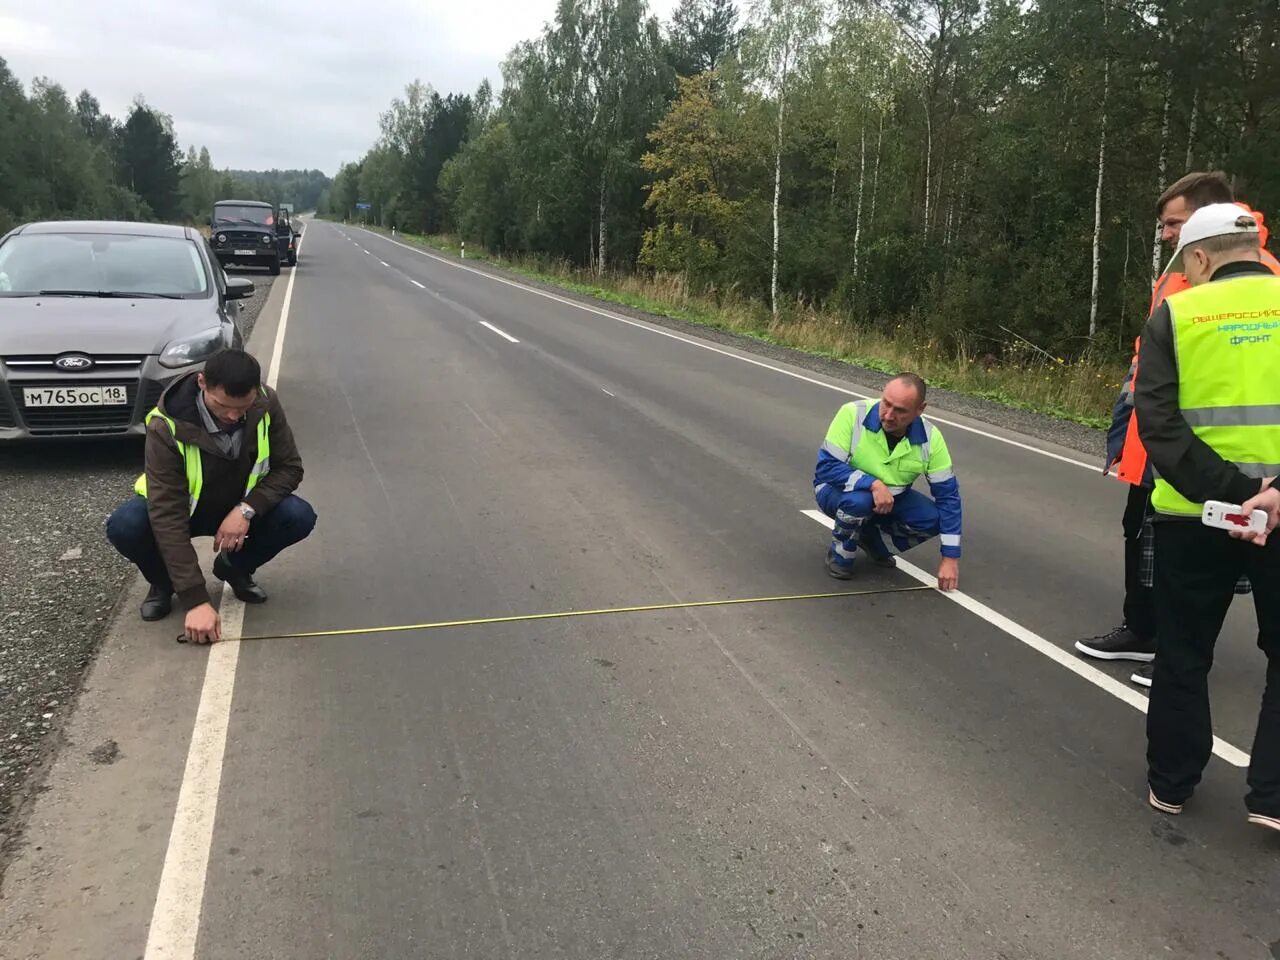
391 230 1123 428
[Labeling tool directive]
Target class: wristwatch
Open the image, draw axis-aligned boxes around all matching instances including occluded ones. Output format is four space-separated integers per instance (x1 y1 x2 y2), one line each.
237 502 256 521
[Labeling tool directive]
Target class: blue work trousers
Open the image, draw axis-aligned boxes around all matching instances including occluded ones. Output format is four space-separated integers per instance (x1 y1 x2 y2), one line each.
815 485 940 561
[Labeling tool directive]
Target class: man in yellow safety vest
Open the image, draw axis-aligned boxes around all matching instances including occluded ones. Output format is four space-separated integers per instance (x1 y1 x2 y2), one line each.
106 349 315 643
1134 204 1280 833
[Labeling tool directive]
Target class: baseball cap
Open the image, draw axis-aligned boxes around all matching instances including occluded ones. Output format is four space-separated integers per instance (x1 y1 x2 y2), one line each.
1168 202 1261 271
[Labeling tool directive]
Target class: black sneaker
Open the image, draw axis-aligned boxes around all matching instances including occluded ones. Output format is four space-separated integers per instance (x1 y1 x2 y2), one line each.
1131 662 1153 688
1074 626 1156 662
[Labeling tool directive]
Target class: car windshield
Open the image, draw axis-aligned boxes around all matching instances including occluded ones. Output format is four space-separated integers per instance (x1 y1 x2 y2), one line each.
0 233 210 299
213 204 274 227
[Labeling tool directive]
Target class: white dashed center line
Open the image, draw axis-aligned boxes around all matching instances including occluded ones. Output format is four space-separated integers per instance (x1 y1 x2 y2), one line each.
478 320 520 344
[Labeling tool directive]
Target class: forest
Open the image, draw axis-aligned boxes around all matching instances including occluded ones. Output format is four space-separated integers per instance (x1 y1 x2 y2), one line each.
0 57 330 235
321 0 1279 377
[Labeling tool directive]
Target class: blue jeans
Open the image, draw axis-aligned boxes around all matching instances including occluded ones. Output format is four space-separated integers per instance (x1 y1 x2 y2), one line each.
106 495 316 591
815 485 940 563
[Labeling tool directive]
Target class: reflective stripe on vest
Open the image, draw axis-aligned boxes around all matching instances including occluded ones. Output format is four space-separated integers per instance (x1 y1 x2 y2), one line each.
133 397 272 516
1151 274 1280 516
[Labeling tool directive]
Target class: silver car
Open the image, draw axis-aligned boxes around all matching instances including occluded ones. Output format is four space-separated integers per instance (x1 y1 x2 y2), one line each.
0 221 253 440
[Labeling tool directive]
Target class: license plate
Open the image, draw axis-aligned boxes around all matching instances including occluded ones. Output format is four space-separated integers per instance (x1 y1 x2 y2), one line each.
24 385 129 407
233 249 257 256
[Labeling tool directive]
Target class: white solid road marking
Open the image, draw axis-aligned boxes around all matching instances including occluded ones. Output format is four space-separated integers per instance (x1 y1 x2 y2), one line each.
358 228 1098 473
602 388 616 398
800 509 1250 768
379 260 389 267
409 279 425 289
143 234 305 960
478 320 520 343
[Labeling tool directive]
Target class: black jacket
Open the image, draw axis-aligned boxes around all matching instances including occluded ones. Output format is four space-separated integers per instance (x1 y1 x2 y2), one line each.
1135 260 1275 514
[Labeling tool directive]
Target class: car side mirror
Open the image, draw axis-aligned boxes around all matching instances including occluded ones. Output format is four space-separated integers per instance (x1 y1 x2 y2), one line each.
226 276 255 300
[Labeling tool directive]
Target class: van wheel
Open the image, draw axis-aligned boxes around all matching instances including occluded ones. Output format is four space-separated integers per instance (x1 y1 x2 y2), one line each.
269 257 281 276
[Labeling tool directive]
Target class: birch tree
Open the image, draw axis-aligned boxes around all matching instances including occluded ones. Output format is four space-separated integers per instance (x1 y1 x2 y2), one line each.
1088 0 1110 339
745 0 823 318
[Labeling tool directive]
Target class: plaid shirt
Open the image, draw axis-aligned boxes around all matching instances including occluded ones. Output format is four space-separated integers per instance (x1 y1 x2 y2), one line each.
1140 515 1252 594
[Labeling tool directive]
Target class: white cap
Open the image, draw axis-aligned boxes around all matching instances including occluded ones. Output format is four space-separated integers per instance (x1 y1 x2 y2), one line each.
1168 202 1260 271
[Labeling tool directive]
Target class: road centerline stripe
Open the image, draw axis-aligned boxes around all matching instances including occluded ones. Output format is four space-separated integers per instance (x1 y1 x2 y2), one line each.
799 509 1250 768
478 320 520 343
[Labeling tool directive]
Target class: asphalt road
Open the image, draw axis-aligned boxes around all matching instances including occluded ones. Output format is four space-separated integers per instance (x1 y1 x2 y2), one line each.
3 222 1278 960
0 268 275 858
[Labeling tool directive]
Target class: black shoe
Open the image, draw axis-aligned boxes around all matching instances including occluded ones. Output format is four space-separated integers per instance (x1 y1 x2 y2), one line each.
141 584 173 621
1074 625 1156 662
212 553 268 604
856 528 897 569
826 550 855 580
1131 662 1153 688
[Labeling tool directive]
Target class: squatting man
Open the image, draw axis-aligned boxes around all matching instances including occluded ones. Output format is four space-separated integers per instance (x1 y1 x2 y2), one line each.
814 374 962 590
106 348 316 644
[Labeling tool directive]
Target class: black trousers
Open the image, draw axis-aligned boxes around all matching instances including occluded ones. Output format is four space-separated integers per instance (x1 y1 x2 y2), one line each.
1121 484 1156 639
1147 520 1280 814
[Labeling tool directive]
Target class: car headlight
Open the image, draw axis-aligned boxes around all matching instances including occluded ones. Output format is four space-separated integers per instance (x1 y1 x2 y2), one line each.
159 327 224 369
261 234 272 244
216 233 227 244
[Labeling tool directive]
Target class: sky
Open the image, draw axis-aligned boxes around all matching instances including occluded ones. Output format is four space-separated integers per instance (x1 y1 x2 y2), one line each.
2 0 681 176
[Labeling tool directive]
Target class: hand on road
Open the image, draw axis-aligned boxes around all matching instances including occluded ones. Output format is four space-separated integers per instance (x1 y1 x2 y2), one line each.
937 557 960 592
870 479 895 515
214 509 250 552
185 603 222 644
1229 486 1280 547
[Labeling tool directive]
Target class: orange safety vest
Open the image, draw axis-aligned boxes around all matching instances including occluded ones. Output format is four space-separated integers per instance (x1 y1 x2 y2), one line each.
1114 204 1280 486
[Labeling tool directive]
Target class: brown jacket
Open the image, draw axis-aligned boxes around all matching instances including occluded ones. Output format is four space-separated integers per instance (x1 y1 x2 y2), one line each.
144 373 304 608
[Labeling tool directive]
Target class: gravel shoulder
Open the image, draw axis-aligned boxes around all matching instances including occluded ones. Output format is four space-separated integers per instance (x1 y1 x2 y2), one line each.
0 270 276 862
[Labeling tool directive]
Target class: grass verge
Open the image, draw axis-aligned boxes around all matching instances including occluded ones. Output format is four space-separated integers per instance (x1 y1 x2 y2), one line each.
370 227 1122 429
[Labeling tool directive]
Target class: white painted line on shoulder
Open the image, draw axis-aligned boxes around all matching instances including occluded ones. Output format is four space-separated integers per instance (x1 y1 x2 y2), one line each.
799 509 1250 768
478 320 520 344
143 231 305 960
358 228 1096 473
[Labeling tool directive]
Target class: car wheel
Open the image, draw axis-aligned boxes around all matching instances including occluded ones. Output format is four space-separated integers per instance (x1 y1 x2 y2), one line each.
269 257 281 276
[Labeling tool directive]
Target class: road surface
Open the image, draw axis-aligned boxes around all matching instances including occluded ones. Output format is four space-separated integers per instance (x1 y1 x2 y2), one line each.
2 220 1277 960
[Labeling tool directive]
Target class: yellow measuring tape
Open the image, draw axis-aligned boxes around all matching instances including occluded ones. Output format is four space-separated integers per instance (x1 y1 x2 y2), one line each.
212 584 934 643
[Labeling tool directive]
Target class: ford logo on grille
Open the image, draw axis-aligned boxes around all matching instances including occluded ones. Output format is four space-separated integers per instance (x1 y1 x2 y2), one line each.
54 354 94 371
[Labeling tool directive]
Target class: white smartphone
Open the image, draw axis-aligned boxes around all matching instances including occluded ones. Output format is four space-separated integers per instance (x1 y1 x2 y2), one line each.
1202 500 1269 535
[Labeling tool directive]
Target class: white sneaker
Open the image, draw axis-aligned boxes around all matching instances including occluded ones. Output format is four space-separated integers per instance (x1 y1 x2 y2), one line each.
1247 813 1280 833
1148 787 1183 815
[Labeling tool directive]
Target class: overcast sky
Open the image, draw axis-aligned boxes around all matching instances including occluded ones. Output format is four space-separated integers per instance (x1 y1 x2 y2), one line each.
2 0 681 176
